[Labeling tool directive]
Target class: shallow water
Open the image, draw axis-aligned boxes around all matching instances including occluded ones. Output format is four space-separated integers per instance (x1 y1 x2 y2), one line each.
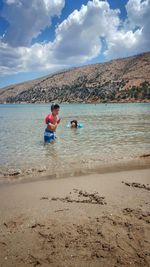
0 103 150 179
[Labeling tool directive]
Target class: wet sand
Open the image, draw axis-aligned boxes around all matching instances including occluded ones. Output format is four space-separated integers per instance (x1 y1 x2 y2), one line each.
0 168 150 267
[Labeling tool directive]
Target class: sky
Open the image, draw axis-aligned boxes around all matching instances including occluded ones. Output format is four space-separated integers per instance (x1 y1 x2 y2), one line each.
0 0 150 88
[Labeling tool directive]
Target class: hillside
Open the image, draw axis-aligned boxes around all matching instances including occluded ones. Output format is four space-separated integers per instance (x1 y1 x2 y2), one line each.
0 52 150 103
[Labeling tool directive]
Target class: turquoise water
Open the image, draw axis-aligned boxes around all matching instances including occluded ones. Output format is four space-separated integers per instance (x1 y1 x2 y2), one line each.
0 103 150 179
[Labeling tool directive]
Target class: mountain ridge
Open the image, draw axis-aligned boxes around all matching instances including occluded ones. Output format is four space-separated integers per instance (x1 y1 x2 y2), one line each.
0 51 150 103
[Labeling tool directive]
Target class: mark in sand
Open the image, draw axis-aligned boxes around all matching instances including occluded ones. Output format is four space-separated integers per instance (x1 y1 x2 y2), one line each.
51 189 106 205
123 208 150 224
140 154 150 158
30 223 45 229
122 181 150 191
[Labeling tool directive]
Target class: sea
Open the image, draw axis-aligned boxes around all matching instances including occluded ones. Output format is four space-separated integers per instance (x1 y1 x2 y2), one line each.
0 103 150 181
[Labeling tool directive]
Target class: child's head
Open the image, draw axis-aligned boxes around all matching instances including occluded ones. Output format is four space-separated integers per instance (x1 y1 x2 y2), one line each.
70 120 78 128
51 104 60 116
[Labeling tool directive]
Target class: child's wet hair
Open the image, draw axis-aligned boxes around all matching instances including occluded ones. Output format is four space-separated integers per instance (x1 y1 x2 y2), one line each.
70 120 78 128
51 104 60 111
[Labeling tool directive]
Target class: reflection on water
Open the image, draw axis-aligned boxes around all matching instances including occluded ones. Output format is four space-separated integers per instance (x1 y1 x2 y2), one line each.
0 103 150 177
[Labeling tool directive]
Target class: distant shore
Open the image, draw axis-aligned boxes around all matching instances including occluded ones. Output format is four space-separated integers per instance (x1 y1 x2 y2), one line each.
1 99 150 104
0 167 149 267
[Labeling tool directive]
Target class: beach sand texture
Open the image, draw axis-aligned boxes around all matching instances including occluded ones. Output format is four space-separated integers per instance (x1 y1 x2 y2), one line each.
0 168 150 267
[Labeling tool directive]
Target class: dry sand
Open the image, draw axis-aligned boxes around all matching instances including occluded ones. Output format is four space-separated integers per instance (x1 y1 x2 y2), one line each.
0 168 150 267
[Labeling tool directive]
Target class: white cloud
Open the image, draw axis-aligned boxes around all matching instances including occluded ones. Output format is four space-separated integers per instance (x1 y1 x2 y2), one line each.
0 41 64 75
52 0 120 63
0 0 149 76
2 0 65 46
105 0 150 58
126 0 150 27
104 29 143 58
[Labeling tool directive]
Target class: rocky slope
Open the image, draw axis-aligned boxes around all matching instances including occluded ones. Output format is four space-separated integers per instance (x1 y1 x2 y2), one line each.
0 52 150 103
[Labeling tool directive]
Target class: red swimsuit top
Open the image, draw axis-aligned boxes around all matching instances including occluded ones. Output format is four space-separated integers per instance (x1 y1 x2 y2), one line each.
45 114 60 125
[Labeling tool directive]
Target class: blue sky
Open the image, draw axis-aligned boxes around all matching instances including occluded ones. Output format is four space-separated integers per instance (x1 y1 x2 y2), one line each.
0 0 149 88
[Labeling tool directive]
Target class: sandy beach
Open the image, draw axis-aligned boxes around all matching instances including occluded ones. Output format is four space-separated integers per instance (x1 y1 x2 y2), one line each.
0 167 150 267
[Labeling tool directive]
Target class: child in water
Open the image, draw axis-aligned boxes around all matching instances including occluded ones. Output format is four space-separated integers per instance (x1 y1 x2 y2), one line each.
69 120 83 128
70 120 78 128
44 104 60 142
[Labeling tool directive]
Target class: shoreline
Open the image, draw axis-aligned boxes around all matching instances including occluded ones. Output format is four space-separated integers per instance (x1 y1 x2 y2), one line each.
0 167 149 266
1 100 150 104
0 156 150 186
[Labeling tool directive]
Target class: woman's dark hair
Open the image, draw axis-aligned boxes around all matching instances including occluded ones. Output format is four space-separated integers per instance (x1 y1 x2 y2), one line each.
51 104 60 111
70 120 78 128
